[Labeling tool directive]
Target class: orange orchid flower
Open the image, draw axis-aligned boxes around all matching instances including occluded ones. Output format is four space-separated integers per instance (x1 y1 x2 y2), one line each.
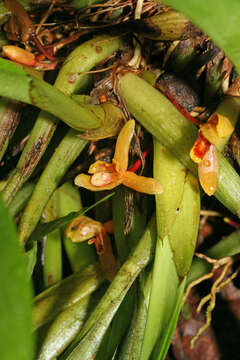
66 216 117 281
75 119 163 195
190 112 233 196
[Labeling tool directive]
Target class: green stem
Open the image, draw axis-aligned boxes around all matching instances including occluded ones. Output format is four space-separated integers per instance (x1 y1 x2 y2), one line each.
33 263 104 330
8 181 35 217
37 296 91 360
18 131 87 245
42 189 62 289
37 288 105 360
117 72 240 217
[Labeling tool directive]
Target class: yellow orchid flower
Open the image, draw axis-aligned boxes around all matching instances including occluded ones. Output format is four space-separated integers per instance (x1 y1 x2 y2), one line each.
200 112 234 145
75 119 163 194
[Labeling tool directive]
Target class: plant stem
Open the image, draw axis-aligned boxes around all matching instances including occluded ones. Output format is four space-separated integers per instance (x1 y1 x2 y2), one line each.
42 189 62 289
33 263 104 330
18 132 87 245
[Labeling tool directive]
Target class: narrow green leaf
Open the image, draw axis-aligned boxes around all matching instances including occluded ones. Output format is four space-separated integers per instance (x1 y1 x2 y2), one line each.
29 192 114 242
0 195 34 359
26 241 38 280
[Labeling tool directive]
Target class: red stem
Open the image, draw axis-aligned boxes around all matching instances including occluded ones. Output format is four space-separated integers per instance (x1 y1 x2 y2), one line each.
128 146 152 173
224 217 240 229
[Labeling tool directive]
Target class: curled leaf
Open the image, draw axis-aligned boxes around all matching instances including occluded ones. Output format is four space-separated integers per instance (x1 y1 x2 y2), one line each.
79 102 125 141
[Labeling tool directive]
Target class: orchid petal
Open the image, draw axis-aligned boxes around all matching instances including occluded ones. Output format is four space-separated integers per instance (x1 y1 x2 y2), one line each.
123 171 163 194
65 215 100 242
88 160 115 174
198 144 219 196
113 119 135 171
75 174 122 191
215 113 234 138
190 132 211 164
91 171 121 187
200 113 234 145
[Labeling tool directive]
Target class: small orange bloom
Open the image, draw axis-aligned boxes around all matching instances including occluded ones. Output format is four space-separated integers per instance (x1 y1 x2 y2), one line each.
75 120 163 195
66 216 117 281
189 111 233 196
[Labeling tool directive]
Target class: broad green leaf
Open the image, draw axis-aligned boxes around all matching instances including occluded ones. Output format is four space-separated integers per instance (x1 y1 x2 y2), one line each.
154 278 186 360
0 195 34 359
140 236 179 360
161 0 240 74
154 141 200 277
153 144 186 240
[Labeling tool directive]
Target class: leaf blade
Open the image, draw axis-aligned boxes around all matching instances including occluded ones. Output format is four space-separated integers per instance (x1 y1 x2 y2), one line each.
0 195 34 360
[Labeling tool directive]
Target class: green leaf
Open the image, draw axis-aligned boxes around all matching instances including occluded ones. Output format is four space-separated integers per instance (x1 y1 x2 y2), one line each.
29 192 114 242
0 195 34 359
26 241 37 280
161 0 240 74
154 278 186 360
140 236 179 360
